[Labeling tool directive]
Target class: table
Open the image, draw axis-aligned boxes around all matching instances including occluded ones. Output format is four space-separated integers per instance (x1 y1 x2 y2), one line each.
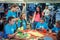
16 30 57 40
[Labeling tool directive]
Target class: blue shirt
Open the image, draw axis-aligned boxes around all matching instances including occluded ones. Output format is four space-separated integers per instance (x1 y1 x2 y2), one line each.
36 22 48 30
4 23 17 34
6 10 17 19
17 21 21 28
22 20 27 30
52 26 60 34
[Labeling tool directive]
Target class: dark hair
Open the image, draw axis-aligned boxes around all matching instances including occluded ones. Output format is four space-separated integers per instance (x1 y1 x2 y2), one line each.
56 21 60 27
57 31 60 40
8 17 14 23
22 3 25 6
10 4 18 9
36 6 42 17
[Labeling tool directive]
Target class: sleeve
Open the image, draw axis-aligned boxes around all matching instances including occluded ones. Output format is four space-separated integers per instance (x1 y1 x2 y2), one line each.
44 23 49 30
13 23 17 30
52 27 58 33
6 11 11 19
17 21 21 28
36 23 40 29
43 9 45 13
52 27 55 32
4 25 10 34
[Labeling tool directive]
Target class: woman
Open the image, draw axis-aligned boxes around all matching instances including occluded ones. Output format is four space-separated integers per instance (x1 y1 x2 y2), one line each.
32 6 42 29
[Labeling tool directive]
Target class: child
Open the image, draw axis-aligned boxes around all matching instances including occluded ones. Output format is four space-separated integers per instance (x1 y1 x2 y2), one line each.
36 18 48 31
20 13 27 30
52 21 60 34
6 4 18 19
4 17 18 39
57 31 60 40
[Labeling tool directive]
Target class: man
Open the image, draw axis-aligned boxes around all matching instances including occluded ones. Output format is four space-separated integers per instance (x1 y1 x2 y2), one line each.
4 17 17 39
6 4 18 19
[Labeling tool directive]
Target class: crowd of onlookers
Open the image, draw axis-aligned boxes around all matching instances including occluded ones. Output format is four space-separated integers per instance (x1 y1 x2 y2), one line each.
0 4 60 40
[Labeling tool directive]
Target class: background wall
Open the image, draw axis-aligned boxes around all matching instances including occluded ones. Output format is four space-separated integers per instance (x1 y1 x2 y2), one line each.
0 0 60 3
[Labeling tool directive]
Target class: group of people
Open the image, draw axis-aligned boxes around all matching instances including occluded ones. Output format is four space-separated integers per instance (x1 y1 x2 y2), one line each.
0 4 27 40
0 4 60 40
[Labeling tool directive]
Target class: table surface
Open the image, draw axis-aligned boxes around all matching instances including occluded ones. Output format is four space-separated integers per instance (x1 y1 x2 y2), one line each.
16 30 57 40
